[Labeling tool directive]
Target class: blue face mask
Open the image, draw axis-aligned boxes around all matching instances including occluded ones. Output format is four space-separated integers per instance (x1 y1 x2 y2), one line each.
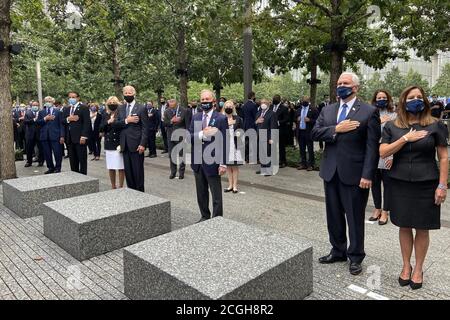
44 102 53 108
68 98 77 106
219 101 225 108
336 86 354 100
375 99 388 108
32 106 39 112
406 99 425 114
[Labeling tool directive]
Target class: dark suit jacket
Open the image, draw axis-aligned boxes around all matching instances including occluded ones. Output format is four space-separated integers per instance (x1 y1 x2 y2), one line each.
296 105 319 132
273 104 290 132
163 106 187 140
243 100 258 131
90 113 103 138
189 110 227 177
115 103 149 152
24 110 41 140
311 99 381 185
256 108 277 140
185 107 202 129
147 107 161 131
62 103 91 144
37 108 65 141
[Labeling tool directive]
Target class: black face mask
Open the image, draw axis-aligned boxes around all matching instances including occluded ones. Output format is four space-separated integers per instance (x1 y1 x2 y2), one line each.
108 104 118 112
160 101 166 105
124 95 135 103
302 101 309 107
201 102 213 111
273 100 280 106
225 108 233 114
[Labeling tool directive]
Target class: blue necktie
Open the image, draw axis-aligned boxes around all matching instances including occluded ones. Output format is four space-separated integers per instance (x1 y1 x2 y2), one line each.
337 104 348 123
300 107 308 130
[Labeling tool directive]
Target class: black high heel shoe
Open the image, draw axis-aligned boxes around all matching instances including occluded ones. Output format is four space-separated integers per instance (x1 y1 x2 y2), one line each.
368 211 382 221
410 272 423 290
398 265 412 287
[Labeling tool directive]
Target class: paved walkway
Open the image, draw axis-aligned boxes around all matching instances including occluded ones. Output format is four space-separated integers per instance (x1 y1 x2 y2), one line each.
1 151 449 300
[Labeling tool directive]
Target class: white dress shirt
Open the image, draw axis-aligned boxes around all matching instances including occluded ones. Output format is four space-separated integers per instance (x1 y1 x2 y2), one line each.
337 96 357 122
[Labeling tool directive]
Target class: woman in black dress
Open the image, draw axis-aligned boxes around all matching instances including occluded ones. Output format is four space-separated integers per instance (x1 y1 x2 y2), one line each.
223 100 244 193
380 86 448 290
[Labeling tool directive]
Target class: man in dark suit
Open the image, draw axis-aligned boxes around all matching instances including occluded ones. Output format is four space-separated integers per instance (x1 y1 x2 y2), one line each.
255 99 278 176
164 99 186 179
242 91 258 163
185 100 201 129
272 94 289 168
189 89 227 223
318 95 331 150
63 91 90 175
159 97 169 154
37 96 65 174
311 72 380 275
146 101 160 158
116 86 149 192
24 101 44 167
296 96 319 171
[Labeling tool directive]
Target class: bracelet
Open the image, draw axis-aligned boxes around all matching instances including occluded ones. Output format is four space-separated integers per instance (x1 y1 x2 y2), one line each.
438 183 447 190
402 135 408 142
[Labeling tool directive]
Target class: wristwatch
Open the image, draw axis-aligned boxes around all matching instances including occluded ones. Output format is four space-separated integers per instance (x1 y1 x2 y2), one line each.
438 183 447 190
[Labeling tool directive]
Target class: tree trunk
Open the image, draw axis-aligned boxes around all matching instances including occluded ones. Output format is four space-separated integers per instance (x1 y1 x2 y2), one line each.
0 0 16 181
177 27 188 108
112 40 122 99
329 26 344 103
309 54 318 107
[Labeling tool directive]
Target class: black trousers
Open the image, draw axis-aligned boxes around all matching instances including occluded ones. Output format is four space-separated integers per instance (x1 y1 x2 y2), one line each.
88 135 102 157
194 167 223 219
324 173 369 264
42 140 63 171
123 149 145 192
26 137 43 164
371 169 391 211
168 138 185 176
160 124 168 151
68 143 87 175
279 130 287 165
298 130 315 167
147 130 157 156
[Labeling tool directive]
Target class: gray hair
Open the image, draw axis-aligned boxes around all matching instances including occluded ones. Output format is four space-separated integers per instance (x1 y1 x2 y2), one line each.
200 89 216 100
340 72 360 86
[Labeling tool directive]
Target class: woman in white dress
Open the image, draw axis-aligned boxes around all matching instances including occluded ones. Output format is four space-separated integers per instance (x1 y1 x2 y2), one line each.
99 96 125 189
222 100 244 193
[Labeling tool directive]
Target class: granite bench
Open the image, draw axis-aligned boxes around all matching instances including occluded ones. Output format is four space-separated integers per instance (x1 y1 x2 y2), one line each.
42 188 171 261
2 172 99 218
124 217 313 300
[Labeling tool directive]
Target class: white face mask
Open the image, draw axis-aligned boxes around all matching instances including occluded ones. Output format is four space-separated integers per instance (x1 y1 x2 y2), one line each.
261 104 268 110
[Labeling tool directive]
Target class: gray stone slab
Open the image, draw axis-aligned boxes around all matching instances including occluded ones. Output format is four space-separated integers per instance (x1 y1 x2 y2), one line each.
43 189 171 261
2 172 99 218
124 217 313 300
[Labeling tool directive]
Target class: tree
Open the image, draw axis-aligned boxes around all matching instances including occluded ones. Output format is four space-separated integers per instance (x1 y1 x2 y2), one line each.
433 64 450 97
0 0 15 180
255 0 408 103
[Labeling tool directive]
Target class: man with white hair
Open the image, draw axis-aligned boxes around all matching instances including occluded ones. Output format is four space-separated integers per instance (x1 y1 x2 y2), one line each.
37 96 65 174
116 85 149 192
189 89 228 222
311 72 380 276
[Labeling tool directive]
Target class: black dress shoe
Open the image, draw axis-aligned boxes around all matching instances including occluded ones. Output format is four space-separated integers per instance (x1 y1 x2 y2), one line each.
44 170 55 175
161 150 168 154
318 254 347 264
196 217 210 223
149 154 157 158
279 163 286 168
398 265 412 287
169 174 176 179
410 272 423 290
178 174 184 180
24 163 32 168
54 170 61 173
255 170 261 174
38 163 44 167
349 262 363 275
